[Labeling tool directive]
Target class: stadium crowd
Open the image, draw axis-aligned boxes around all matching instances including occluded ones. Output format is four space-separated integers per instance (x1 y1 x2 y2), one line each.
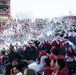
0 0 10 17
0 16 76 75
0 8 10 16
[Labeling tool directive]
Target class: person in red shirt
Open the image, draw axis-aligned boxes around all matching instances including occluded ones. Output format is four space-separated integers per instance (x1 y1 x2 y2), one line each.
37 48 47 64
38 49 46 58
42 58 52 75
49 48 68 69
52 59 68 75
49 48 66 61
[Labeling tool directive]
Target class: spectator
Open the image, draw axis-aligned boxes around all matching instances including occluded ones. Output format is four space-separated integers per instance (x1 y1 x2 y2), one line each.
5 64 13 75
52 59 68 75
24 40 38 60
24 68 38 75
67 45 75 58
42 58 52 75
27 55 47 73
9 44 21 63
2 51 9 64
49 48 66 61
11 63 24 75
50 59 56 69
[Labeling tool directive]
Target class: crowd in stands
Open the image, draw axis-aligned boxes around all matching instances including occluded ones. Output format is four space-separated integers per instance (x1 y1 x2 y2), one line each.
0 16 76 49
0 38 76 75
0 0 10 16
0 8 10 16
0 15 76 75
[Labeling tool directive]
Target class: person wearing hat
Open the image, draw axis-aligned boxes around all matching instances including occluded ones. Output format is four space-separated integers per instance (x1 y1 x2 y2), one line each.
24 40 38 61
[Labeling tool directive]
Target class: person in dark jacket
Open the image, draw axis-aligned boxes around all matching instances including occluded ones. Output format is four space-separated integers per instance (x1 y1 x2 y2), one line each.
24 40 38 61
9 44 21 63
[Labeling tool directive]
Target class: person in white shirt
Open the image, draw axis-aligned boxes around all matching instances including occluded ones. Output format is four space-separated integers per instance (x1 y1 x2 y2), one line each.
28 55 48 74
